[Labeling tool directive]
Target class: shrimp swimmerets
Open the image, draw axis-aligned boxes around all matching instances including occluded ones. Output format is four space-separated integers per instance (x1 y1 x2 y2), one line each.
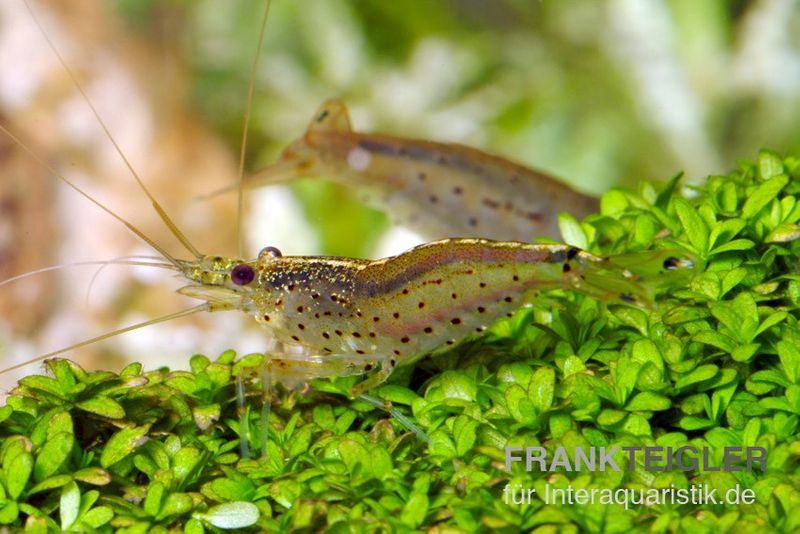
233 99 600 241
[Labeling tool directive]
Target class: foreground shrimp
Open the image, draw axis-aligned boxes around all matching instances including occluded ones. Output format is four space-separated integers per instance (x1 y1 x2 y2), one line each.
1 231 663 395
236 100 599 241
177 238 666 397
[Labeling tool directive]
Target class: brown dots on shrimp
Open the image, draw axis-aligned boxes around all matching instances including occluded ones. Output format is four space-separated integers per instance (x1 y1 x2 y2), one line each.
450 317 462 325
468 217 478 227
291 335 300 342
393 312 400 319
316 109 330 123
453 186 463 195
401 336 410 343
563 263 572 273
297 323 306 330
322 332 331 339
423 327 433 334
429 195 439 204
418 301 425 309
352 332 362 338
263 314 271 322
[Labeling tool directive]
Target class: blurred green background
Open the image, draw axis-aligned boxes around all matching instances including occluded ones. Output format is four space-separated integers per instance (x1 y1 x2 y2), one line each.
115 0 800 256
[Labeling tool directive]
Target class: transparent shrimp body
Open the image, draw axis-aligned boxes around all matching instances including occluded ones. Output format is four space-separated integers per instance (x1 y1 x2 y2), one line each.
241 100 599 241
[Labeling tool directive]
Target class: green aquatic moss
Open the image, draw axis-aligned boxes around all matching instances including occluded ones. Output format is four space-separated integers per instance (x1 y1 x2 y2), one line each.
2 150 800 532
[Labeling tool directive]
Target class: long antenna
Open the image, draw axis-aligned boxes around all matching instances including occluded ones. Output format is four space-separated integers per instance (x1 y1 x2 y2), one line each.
0 258 176 289
0 305 208 376
236 0 272 258
0 123 183 269
22 0 202 260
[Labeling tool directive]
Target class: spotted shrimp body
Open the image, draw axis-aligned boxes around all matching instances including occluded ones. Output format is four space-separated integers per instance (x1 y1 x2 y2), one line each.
238 100 599 241
180 238 654 396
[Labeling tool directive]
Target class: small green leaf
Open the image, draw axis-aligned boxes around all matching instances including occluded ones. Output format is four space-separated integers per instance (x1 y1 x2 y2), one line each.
72 468 111 486
337 439 369 477
673 197 709 253
777 340 800 383
758 150 785 179
28 474 73 495
558 212 588 249
742 174 789 219
439 371 477 402
76 397 125 419
195 502 260 529
18 376 65 398
144 481 165 517
203 477 255 502
528 367 555 413
400 492 428 528
34 431 74 482
625 392 672 412
5 449 32 500
601 189 629 216
710 239 755 254
81 506 113 528
0 502 18 525
158 492 193 520
374 385 420 405
453 415 478 456
766 223 800 243
675 365 719 391
59 481 80 531
100 426 150 468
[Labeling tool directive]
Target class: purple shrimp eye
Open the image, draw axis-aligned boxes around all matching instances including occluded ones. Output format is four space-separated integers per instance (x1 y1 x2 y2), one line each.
259 246 282 259
231 264 255 286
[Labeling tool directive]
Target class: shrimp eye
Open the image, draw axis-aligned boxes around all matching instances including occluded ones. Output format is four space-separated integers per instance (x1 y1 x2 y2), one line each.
259 246 282 259
231 264 255 286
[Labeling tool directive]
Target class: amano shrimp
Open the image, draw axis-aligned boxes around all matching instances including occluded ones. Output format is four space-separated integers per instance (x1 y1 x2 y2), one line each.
235 100 600 242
